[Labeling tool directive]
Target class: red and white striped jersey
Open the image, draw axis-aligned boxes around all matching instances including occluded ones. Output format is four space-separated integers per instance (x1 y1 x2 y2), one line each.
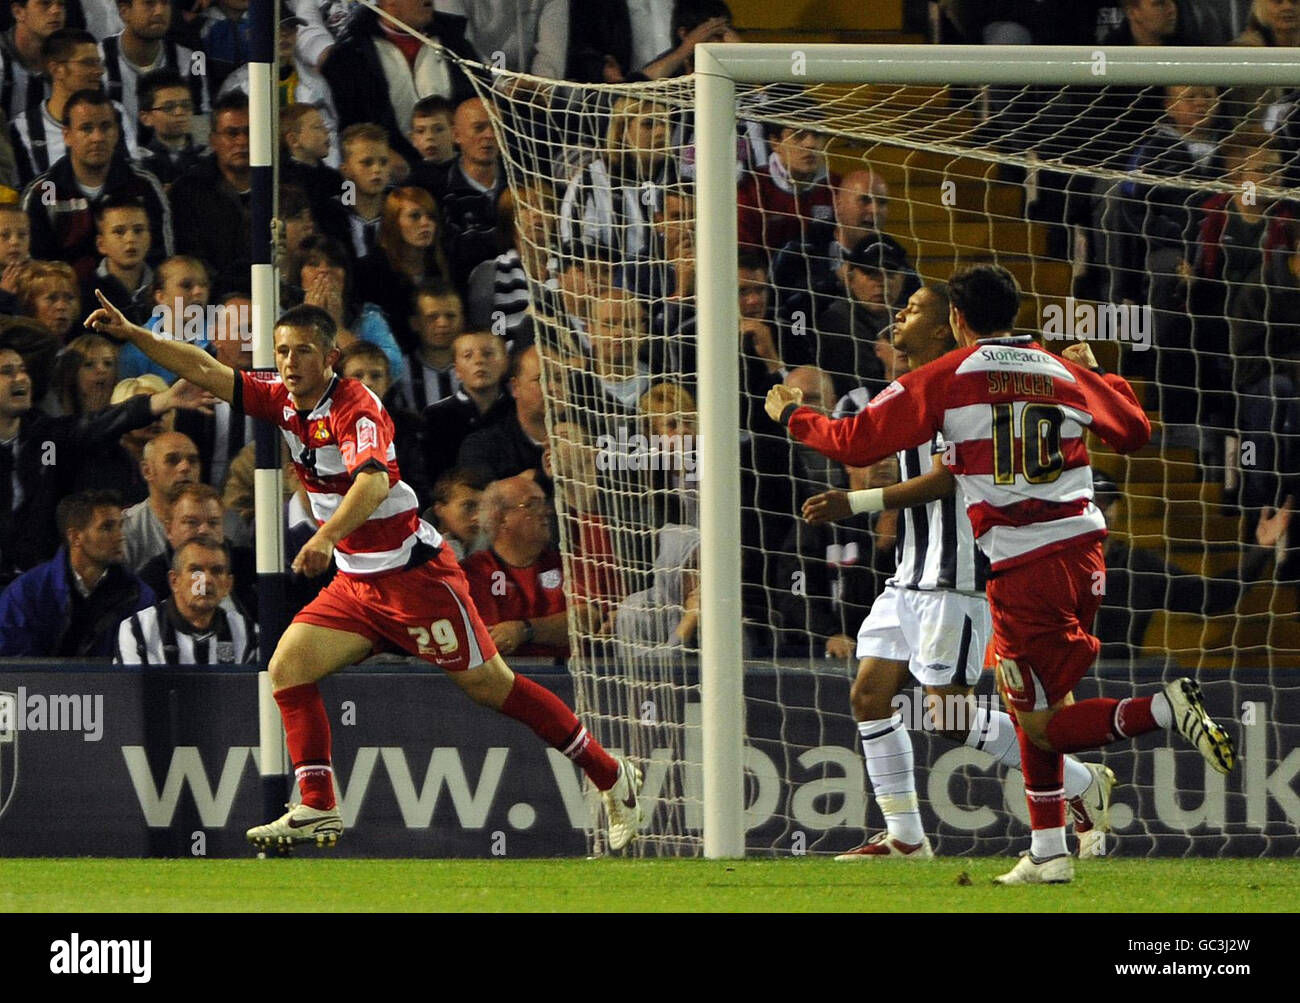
785 336 1150 571
235 371 442 577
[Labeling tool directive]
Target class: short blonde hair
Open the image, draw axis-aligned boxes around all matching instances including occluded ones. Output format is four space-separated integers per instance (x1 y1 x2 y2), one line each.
638 380 697 418
111 373 168 405
17 260 78 318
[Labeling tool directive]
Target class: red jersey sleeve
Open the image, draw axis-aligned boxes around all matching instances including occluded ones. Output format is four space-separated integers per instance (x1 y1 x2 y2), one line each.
235 370 286 424
784 362 949 467
332 384 395 477
1061 360 1151 455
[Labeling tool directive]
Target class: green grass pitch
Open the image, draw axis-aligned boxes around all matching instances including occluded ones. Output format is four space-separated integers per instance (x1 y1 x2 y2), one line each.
2 857 1297 912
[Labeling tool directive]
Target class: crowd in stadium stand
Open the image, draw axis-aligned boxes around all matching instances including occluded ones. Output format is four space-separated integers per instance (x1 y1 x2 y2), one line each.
0 0 1296 664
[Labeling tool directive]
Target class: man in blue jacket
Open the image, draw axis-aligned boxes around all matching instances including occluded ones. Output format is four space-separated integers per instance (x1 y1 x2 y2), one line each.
0 489 154 657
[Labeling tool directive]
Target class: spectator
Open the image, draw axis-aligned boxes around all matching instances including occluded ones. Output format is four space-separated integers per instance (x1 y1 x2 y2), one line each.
355 185 451 353
559 95 675 258
457 342 548 483
134 481 256 616
215 11 324 111
171 289 252 488
221 435 300 528
530 239 619 360
71 372 166 502
466 184 555 342
168 90 249 295
22 89 171 283
43 330 116 417
1236 0 1300 46
321 0 478 170
100 0 207 135
816 237 908 398
331 121 391 258
406 94 455 179
773 169 917 329
15 259 79 343
392 279 462 413
737 123 837 257
117 535 256 663
588 286 654 411
198 0 249 98
614 521 700 650
419 328 511 486
10 30 140 187
443 0 568 79
81 194 153 323
640 0 735 80
121 426 199 569
0 202 31 312
1188 132 1293 427
1102 0 1183 44
423 464 487 561
546 418 623 613
0 0 65 122
567 0 634 83
424 96 505 291
280 102 343 234
137 68 206 188
0 337 205 578
0 488 154 656
117 253 210 381
276 183 315 291
463 473 588 660
293 234 405 384
338 338 429 507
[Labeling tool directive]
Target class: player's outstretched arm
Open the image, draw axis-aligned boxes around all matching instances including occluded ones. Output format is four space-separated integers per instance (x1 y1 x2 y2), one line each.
1060 342 1150 454
803 462 955 524
85 289 238 404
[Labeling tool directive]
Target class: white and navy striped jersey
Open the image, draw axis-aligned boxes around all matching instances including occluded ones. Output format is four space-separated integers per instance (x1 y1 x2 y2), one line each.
889 432 989 593
0 45 44 123
99 33 210 126
234 371 442 576
115 599 257 665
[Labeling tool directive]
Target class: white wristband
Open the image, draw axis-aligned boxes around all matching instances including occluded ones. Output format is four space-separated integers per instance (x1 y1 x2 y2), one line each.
848 488 885 514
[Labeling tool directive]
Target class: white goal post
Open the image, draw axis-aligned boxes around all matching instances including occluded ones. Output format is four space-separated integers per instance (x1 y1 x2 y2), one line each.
692 43 1300 859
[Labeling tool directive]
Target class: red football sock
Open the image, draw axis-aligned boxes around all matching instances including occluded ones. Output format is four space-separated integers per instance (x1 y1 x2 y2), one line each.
1018 726 1065 832
1045 697 1159 753
501 675 619 790
274 683 335 810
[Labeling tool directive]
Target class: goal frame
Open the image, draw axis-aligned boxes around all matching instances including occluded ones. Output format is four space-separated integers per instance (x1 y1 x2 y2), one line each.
692 43 1300 859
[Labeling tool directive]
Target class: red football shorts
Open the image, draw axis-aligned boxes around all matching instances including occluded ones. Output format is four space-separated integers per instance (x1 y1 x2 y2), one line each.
986 540 1105 713
294 546 498 672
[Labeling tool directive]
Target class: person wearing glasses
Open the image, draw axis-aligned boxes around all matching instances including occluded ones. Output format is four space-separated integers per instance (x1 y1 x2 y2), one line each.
10 28 139 186
21 88 171 281
99 0 209 139
167 89 248 295
136 67 204 187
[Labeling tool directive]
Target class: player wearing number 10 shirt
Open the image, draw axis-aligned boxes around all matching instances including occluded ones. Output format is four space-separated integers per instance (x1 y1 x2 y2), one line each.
768 265 1236 884
85 294 644 853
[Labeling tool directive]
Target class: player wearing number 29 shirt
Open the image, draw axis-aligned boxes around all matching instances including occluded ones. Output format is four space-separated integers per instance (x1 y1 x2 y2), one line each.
767 265 1236 885
84 295 645 853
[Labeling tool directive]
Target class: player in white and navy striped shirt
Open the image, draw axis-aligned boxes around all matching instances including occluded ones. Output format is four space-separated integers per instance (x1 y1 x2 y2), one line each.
115 537 257 665
803 283 1112 860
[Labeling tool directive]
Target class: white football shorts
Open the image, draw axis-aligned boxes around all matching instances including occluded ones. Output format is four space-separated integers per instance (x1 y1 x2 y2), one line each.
855 585 992 687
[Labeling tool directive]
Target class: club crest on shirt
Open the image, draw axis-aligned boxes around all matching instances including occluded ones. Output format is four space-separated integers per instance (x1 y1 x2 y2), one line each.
310 419 331 443
540 569 562 590
357 417 377 453
216 641 235 663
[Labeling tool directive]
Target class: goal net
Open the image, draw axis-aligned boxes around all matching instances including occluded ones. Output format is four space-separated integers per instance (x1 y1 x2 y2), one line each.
436 37 1300 858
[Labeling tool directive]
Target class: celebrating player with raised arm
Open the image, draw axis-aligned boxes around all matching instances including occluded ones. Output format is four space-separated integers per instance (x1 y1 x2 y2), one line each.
86 290 645 852
804 282 1114 861
767 265 1235 885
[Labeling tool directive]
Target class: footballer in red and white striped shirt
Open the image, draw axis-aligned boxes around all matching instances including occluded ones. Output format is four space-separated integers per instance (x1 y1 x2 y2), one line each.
768 265 1236 884
86 293 646 853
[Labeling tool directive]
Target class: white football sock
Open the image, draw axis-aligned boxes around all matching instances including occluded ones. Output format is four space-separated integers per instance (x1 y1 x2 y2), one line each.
1150 690 1172 727
1030 826 1068 860
857 715 924 845
966 707 1092 798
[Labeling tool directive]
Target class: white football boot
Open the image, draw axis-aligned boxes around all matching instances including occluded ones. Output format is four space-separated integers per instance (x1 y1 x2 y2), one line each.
1071 762 1116 859
994 852 1075 885
246 803 343 849
602 756 644 851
